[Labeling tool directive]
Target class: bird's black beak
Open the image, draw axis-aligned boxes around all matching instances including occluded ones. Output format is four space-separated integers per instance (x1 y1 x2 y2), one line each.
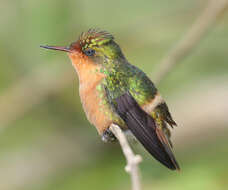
40 45 72 53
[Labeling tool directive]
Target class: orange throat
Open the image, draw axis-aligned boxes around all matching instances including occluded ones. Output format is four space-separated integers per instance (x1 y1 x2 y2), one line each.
68 53 105 85
68 53 113 134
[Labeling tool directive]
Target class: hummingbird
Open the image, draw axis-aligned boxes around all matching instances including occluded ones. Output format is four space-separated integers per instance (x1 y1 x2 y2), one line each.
41 29 180 170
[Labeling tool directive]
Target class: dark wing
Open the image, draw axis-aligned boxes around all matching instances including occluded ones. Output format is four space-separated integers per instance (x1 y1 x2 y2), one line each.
113 92 180 170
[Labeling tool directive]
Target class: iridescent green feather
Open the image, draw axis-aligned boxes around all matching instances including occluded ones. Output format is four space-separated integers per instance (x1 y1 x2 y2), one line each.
78 29 158 111
74 29 176 159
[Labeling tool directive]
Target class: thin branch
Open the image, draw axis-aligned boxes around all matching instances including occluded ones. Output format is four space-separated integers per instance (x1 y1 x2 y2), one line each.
154 0 228 84
0 2 227 189
110 124 142 190
108 3 228 187
1 78 228 190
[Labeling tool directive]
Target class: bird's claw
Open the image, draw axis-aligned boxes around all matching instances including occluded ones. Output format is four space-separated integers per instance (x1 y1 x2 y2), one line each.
102 128 116 143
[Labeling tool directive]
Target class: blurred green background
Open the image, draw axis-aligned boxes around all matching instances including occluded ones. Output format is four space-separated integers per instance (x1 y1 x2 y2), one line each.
0 0 228 190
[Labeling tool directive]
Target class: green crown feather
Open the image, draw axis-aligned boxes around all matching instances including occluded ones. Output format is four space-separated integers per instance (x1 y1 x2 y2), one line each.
79 29 114 50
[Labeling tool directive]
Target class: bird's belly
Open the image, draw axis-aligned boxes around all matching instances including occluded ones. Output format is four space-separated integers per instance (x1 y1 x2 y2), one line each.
71 55 125 134
79 82 124 135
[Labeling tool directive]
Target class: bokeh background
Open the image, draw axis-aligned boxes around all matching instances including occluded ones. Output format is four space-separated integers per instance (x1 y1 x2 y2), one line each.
0 0 228 190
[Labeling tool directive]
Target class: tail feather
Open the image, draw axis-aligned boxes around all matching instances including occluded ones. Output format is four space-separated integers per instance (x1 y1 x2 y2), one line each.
114 92 180 170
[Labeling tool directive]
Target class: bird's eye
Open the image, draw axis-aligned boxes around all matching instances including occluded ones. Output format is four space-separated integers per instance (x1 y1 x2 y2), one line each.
84 48 95 56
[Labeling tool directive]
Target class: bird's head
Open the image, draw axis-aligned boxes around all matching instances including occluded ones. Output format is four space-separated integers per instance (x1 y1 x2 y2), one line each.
41 29 125 68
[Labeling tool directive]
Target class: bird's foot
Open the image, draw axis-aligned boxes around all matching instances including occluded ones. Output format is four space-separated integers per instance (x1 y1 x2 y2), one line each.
102 128 116 143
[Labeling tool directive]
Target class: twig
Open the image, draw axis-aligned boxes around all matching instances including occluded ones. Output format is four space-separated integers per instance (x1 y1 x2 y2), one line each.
1 78 228 190
108 3 228 187
110 124 142 190
0 1 227 189
154 0 228 84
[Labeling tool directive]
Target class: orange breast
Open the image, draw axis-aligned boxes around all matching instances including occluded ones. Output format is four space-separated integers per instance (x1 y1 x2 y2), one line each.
68 53 113 134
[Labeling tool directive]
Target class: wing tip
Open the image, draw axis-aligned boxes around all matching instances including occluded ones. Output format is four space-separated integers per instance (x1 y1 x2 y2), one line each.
160 155 180 171
114 93 181 171
165 160 180 171
172 162 181 171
